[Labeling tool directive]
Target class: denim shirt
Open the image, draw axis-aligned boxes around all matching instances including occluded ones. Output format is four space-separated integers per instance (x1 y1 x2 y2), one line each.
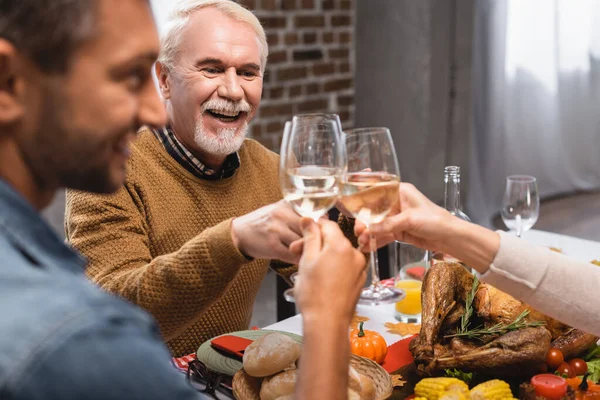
0 180 204 400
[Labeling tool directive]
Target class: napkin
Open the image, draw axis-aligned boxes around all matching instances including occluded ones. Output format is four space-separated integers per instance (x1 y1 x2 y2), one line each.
381 334 417 373
210 335 254 359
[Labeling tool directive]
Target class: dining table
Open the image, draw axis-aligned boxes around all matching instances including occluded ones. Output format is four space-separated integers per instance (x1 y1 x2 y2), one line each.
262 229 600 399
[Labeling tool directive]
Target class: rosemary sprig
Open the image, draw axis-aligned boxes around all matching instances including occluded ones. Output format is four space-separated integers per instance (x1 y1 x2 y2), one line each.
458 274 479 334
446 310 545 341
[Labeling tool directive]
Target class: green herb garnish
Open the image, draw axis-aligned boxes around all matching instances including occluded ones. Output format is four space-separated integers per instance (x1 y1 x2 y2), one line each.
445 310 545 341
445 369 474 384
457 275 479 334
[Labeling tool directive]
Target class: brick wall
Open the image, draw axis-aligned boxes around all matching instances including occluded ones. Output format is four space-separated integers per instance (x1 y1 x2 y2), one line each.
236 0 355 152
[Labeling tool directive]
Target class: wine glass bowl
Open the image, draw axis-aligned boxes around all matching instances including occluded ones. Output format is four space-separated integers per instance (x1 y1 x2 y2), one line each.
501 175 540 237
280 114 344 222
340 127 403 305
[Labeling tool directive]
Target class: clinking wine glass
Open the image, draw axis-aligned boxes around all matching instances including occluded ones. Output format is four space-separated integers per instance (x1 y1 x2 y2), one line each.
501 175 540 238
280 114 345 222
280 114 345 304
340 127 404 305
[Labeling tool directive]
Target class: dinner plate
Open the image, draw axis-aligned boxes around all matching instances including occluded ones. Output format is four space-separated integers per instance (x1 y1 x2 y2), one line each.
196 330 303 376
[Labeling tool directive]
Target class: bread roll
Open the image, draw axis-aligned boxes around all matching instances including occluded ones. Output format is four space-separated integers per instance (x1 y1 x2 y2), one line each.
260 370 297 400
348 388 361 400
358 373 376 400
274 395 295 400
348 366 362 394
243 333 301 377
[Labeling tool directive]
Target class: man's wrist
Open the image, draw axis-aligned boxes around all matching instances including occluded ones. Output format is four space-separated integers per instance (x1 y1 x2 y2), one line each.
230 218 254 261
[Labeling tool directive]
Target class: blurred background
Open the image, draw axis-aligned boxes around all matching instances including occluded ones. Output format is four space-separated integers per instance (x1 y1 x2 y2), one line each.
42 0 600 324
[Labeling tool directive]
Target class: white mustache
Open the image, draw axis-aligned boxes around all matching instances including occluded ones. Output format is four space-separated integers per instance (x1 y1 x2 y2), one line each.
201 99 251 114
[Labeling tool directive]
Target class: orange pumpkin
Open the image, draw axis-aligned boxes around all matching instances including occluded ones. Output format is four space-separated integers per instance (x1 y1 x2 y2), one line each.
349 322 388 364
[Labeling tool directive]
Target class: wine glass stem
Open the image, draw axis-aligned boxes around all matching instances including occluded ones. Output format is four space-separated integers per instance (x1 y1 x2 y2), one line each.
369 232 381 288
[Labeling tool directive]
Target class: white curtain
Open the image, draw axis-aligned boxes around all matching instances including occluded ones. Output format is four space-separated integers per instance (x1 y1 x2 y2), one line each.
468 0 600 227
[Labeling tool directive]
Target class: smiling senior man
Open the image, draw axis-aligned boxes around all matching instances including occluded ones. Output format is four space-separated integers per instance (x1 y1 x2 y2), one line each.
65 0 302 357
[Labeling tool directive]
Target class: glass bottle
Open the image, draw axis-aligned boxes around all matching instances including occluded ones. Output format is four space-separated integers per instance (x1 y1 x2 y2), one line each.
444 166 471 222
433 166 472 272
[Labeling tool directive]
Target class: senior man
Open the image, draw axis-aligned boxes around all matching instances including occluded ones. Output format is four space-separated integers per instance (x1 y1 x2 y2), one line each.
66 0 302 356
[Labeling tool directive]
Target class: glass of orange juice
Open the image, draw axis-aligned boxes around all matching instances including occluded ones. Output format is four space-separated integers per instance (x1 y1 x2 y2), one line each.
393 241 429 323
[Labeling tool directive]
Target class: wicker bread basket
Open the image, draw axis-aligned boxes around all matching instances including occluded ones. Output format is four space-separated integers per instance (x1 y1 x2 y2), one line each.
232 354 393 400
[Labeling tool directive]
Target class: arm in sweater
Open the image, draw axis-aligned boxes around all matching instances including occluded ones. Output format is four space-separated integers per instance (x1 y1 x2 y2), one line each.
482 231 600 336
65 185 249 341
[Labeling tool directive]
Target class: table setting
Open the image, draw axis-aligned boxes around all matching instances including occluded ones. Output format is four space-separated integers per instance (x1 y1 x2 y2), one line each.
173 113 600 399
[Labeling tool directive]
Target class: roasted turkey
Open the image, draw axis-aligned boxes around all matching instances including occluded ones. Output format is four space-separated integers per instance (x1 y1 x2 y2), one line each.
410 262 598 378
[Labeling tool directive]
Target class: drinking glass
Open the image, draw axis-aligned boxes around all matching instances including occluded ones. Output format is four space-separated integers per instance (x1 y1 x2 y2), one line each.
280 114 345 222
340 127 403 305
280 114 345 304
393 242 429 323
501 175 540 237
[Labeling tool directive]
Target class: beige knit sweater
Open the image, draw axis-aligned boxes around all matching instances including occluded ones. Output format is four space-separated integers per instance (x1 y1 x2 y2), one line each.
65 128 295 356
483 231 600 336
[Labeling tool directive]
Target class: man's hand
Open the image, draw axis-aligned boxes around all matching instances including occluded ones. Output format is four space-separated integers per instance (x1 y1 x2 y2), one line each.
295 219 366 324
231 200 302 264
355 182 455 252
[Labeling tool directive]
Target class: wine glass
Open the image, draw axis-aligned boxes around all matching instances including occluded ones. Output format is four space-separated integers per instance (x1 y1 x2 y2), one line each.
280 114 345 304
280 114 345 222
501 175 540 238
340 127 404 305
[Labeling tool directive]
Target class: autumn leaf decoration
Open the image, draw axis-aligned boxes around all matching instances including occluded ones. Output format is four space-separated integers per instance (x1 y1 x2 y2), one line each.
391 374 407 387
350 312 370 330
385 321 421 336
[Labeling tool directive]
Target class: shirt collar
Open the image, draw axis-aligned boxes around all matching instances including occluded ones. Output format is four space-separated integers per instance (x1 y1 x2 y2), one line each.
152 126 241 180
0 179 87 273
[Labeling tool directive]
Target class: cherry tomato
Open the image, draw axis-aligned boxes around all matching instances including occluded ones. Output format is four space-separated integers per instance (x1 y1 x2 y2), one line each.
556 362 576 378
568 358 588 376
547 348 565 370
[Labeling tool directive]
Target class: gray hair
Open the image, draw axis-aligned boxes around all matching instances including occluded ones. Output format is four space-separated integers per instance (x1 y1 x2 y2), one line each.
157 0 268 73
0 0 96 74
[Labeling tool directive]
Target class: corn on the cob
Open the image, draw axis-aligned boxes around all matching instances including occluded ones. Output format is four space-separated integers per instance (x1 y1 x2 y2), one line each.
470 379 514 400
415 377 470 400
439 390 468 400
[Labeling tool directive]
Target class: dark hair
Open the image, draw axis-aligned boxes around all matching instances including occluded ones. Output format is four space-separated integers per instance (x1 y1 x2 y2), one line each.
0 0 96 73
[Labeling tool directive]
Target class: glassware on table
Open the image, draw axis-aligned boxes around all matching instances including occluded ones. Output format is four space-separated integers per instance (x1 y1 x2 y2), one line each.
339 127 404 305
501 175 540 238
280 114 345 222
393 241 429 323
280 114 345 304
432 166 473 272
444 166 470 222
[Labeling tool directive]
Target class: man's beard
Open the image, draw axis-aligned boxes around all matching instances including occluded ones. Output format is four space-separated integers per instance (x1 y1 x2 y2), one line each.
194 99 251 157
26 86 129 195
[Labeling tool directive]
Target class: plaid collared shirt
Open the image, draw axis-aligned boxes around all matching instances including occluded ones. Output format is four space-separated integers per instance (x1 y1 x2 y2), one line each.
151 126 240 180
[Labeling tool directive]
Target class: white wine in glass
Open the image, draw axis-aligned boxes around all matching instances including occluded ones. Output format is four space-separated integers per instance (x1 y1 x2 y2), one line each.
340 127 404 305
279 114 345 304
280 115 344 222
340 172 399 224
285 166 340 221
